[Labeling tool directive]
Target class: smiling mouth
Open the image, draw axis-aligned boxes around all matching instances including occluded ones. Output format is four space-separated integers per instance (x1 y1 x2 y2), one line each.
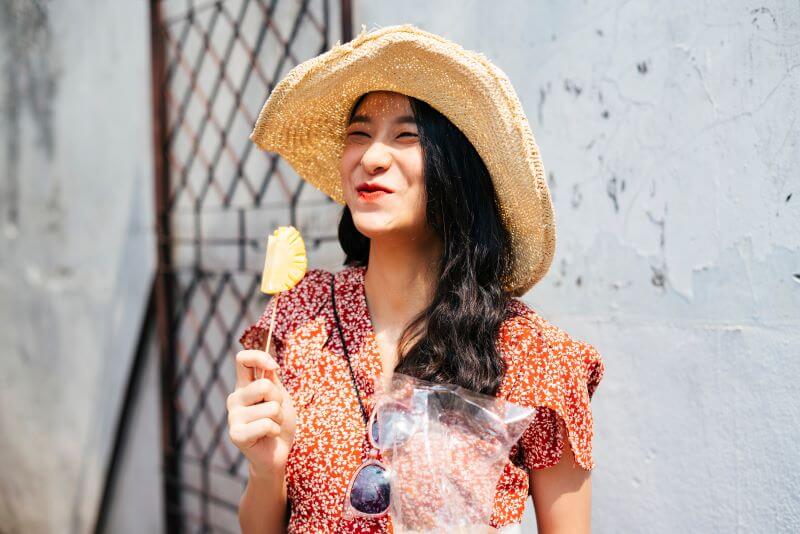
356 183 393 194
357 189 391 201
356 182 393 201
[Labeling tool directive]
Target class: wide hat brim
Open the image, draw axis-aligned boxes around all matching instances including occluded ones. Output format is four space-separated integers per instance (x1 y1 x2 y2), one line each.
251 23 555 297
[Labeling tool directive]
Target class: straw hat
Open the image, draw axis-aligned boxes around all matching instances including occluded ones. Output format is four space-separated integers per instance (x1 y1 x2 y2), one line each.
250 23 555 297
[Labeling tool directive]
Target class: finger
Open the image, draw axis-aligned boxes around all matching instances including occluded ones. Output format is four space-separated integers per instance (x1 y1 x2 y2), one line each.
227 378 283 412
235 349 279 386
235 349 279 388
228 378 282 410
228 400 283 427
228 418 281 449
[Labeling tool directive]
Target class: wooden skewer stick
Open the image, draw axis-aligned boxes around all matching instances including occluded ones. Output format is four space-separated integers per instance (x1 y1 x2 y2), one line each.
260 292 280 381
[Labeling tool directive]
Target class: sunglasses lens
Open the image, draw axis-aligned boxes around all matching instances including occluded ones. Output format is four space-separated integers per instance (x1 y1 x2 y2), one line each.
370 416 381 444
349 463 390 515
377 410 415 448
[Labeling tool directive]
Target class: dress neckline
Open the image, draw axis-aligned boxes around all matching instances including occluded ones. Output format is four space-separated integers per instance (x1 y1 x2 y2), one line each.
342 264 528 403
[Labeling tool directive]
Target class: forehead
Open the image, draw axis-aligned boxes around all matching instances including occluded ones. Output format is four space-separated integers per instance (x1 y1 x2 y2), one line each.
349 91 414 124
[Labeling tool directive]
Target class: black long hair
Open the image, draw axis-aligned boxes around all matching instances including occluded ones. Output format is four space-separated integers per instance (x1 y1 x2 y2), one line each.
338 92 514 396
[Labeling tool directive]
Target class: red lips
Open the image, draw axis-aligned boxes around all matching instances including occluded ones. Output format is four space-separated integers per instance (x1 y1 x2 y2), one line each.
356 182 394 194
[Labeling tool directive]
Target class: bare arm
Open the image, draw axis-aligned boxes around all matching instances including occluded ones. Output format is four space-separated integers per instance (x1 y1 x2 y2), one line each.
529 426 592 534
239 464 289 534
228 345 297 534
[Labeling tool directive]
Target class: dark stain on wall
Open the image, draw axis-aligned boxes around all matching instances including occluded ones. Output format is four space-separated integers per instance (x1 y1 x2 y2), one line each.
637 61 648 74
552 257 568 288
651 266 666 288
538 82 551 125
647 208 666 249
606 175 620 212
564 78 583 97
646 207 668 290
571 183 583 209
751 7 778 31
0 0 59 230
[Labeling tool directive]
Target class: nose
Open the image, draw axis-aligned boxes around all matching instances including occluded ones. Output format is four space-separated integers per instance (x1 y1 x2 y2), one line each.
361 142 392 175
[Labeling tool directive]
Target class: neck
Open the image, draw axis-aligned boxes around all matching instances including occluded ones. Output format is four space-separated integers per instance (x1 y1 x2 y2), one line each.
362 232 442 336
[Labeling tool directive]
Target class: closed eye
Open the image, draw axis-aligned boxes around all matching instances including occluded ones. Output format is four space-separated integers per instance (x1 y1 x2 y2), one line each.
345 130 418 141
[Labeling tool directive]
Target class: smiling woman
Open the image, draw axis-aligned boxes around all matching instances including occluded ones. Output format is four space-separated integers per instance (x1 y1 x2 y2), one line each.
230 24 605 534
342 114 422 202
341 93 429 251
338 90 511 398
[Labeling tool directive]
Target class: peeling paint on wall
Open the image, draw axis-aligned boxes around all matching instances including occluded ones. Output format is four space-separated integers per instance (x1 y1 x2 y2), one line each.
0 0 155 532
0 0 59 235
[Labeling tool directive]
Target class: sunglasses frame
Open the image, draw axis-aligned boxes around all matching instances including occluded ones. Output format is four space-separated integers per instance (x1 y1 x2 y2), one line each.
342 405 391 520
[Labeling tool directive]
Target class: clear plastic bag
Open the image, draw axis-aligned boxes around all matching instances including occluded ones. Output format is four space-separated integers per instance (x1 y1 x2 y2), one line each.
374 373 536 534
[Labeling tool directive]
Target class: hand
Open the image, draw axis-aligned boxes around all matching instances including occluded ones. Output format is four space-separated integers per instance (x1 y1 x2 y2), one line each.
227 349 297 477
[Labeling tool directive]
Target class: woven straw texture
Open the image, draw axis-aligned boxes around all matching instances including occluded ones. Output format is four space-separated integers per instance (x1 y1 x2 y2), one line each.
251 23 555 296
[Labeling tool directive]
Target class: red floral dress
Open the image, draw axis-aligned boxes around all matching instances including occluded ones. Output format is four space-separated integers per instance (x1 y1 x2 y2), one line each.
239 264 604 533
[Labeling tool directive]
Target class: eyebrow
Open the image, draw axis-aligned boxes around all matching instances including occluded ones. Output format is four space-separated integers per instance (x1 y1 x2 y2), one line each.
348 114 417 126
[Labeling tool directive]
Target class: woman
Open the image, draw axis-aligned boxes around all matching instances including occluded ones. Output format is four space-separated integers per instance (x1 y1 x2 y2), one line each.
227 25 604 533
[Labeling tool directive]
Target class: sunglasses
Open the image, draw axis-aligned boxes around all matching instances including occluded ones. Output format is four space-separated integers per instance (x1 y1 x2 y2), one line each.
341 384 512 521
342 399 416 519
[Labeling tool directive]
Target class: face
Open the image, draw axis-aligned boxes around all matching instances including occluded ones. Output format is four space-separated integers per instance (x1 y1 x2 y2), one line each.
340 91 431 244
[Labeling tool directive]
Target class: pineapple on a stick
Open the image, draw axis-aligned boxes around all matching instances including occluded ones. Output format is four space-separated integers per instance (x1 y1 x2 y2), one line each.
259 225 307 379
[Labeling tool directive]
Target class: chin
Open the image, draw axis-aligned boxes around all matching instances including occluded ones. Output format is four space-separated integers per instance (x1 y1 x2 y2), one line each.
350 212 398 239
352 221 394 240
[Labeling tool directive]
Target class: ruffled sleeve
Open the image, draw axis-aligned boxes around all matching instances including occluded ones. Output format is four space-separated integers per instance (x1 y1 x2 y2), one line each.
502 306 605 472
238 268 331 366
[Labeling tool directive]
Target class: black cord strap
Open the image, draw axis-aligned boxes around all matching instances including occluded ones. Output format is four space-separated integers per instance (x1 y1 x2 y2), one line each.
330 272 369 426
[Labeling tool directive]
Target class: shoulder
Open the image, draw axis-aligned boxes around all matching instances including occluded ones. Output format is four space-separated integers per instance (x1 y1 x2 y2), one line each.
498 297 605 471
500 297 604 399
277 267 333 315
270 267 335 334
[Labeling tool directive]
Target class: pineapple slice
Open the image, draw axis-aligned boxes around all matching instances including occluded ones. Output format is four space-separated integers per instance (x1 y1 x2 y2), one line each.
260 225 308 294
257 226 307 377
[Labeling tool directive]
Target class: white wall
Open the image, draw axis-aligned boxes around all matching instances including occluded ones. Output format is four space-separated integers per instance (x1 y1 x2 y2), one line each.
353 1 800 532
2 1 798 533
0 1 156 532
98 321 164 534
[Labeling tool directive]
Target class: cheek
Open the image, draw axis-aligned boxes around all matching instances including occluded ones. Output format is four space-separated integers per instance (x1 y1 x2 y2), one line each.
399 150 427 220
339 147 360 188
407 152 426 201
340 146 359 171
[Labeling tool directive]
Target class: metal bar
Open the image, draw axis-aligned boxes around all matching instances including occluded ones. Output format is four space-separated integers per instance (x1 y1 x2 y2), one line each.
149 1 352 530
341 0 352 42
150 1 183 532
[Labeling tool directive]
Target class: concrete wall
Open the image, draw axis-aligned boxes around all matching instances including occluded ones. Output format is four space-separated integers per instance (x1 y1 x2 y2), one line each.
352 1 800 532
2 1 798 533
97 320 164 534
0 1 157 533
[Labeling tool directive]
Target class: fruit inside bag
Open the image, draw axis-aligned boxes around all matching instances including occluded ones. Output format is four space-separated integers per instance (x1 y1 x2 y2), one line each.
375 373 536 534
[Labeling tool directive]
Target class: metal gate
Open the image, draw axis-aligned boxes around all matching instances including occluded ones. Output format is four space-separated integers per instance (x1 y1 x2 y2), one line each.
149 1 352 531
